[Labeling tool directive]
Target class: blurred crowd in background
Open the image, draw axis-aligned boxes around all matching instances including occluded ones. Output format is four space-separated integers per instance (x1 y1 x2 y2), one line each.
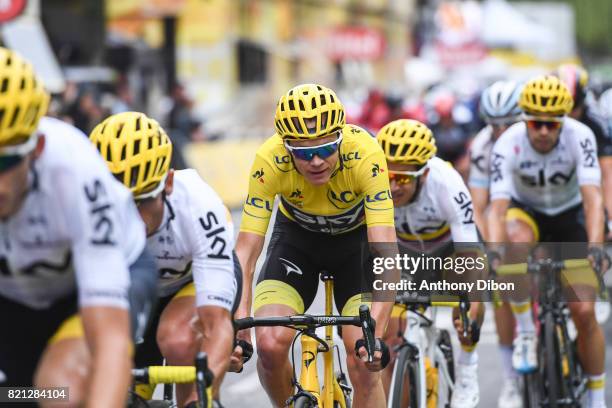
4 0 612 207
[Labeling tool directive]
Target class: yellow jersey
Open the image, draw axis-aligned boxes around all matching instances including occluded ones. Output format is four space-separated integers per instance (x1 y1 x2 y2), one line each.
240 124 394 235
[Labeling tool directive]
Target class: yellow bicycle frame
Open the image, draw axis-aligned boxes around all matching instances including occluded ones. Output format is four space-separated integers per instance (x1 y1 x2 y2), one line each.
297 276 347 407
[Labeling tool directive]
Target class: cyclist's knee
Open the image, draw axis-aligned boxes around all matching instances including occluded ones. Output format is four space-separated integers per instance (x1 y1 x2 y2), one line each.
35 340 89 407
346 353 380 388
569 302 597 332
507 220 536 243
255 327 292 370
158 325 197 363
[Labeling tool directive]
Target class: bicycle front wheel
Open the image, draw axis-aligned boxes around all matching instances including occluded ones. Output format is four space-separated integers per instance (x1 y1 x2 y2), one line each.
389 345 420 408
543 312 563 408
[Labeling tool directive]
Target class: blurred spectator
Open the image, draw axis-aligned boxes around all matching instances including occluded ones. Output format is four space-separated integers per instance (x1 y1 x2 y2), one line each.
110 82 135 114
63 89 104 134
425 87 472 179
356 89 392 133
166 82 207 169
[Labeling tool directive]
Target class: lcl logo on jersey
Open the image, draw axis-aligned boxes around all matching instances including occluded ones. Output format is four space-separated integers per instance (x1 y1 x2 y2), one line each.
341 151 362 168
245 195 273 212
328 189 356 209
366 190 392 203
273 154 294 172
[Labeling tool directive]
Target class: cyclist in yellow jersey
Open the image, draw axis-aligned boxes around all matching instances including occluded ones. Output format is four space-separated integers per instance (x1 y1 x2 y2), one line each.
233 84 398 408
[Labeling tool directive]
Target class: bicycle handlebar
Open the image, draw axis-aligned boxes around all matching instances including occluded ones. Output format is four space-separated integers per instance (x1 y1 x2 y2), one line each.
234 306 378 362
234 314 363 330
496 258 590 276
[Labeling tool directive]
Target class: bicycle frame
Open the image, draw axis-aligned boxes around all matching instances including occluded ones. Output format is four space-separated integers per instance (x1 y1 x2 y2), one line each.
297 273 347 407
388 299 460 408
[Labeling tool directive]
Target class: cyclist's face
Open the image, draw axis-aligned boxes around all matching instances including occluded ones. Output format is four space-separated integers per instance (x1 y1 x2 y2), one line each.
0 137 43 219
525 117 563 154
136 170 174 236
0 155 30 218
288 134 339 186
387 163 427 207
491 123 512 140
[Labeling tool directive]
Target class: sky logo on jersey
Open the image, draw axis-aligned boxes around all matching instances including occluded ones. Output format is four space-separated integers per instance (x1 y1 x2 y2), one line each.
84 179 116 246
521 168 575 187
252 168 265 183
328 189 356 209
199 211 230 260
491 153 504 182
453 191 475 224
281 197 365 234
471 154 486 173
580 138 597 168
366 189 392 203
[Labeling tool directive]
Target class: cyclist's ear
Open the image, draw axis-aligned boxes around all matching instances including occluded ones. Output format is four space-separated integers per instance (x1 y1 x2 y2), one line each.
164 169 175 195
32 134 46 160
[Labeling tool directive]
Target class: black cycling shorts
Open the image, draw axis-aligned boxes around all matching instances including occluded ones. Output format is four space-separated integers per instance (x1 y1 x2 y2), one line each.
507 199 588 243
136 251 242 368
254 211 374 317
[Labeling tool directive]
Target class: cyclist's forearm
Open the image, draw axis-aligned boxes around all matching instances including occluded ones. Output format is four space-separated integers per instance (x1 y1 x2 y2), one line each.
81 307 132 408
87 340 132 408
198 309 234 394
235 232 264 318
487 199 509 243
582 185 605 243
599 157 612 220
371 300 394 338
470 187 489 240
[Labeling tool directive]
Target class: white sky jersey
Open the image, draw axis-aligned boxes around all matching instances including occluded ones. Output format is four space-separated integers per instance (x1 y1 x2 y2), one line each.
394 157 479 251
147 169 237 311
489 118 601 216
468 126 494 189
0 117 146 310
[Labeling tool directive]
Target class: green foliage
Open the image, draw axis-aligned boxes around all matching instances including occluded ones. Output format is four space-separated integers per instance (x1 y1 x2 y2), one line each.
509 0 612 53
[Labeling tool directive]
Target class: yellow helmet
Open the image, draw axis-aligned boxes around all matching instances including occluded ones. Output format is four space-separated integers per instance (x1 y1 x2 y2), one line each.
519 75 574 116
0 47 49 149
89 112 173 199
274 83 345 140
376 119 437 165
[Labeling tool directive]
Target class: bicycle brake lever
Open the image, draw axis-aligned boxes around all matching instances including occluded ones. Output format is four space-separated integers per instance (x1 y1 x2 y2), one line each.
359 305 376 362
